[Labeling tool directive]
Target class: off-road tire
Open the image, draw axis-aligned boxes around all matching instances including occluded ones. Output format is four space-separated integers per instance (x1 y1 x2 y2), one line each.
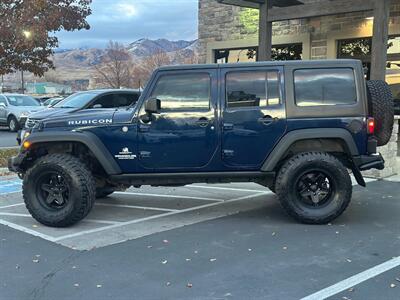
96 187 115 198
275 152 352 224
366 80 394 146
8 116 20 132
23 154 96 227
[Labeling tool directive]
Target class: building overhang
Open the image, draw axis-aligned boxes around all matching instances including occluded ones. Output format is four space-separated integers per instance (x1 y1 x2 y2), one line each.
217 0 304 9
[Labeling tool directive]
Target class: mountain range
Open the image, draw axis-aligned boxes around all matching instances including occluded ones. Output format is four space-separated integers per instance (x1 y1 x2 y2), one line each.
3 38 198 85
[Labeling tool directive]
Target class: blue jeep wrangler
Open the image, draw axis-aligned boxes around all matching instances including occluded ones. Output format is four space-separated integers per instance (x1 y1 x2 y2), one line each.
9 60 394 227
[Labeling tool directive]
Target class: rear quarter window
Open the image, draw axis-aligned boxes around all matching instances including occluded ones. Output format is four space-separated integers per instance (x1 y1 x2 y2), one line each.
294 68 357 107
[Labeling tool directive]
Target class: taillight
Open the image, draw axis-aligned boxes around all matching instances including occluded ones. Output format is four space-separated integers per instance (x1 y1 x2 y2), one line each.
367 117 375 135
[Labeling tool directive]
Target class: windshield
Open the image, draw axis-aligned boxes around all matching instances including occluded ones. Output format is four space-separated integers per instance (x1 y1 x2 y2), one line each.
54 92 97 108
7 95 40 107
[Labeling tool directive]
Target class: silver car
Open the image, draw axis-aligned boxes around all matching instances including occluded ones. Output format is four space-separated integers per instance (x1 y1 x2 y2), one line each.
0 94 44 132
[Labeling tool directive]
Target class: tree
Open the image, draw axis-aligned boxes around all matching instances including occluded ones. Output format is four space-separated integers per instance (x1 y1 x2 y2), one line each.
0 0 92 76
133 49 171 88
93 41 134 89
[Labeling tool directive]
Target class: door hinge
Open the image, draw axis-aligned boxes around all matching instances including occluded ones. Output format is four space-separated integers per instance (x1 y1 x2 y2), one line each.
223 149 234 157
139 151 151 159
223 123 234 131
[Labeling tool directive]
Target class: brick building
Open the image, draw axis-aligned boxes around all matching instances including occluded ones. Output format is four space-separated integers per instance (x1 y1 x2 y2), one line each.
198 0 400 177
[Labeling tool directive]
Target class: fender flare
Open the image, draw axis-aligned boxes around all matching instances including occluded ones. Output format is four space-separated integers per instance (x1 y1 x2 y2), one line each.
261 128 360 172
25 131 122 175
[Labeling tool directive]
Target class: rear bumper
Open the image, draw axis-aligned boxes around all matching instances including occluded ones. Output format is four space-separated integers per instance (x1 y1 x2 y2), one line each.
353 153 385 171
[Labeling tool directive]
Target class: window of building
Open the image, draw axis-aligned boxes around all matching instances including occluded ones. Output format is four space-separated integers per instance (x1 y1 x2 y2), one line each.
215 43 302 63
150 73 210 112
226 70 281 109
337 35 400 100
294 68 357 106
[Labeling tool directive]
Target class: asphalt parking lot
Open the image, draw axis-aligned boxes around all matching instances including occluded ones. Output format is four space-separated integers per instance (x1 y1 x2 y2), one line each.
0 127 18 148
1 176 400 300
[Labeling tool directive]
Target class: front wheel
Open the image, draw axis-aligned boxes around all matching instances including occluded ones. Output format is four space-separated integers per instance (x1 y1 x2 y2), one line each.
8 116 20 132
275 152 352 224
23 154 96 227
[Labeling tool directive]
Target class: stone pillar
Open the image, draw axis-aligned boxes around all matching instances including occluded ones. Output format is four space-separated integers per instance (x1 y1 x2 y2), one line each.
370 0 390 80
258 1 272 61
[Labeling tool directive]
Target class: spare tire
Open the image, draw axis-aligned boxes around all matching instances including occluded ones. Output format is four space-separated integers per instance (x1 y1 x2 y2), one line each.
366 80 394 146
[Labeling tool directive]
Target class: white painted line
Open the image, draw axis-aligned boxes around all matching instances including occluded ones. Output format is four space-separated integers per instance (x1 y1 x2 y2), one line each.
0 211 120 225
114 191 224 202
190 185 270 193
85 219 121 225
0 219 57 242
95 202 178 212
53 192 271 242
0 212 30 217
301 256 400 300
0 203 24 209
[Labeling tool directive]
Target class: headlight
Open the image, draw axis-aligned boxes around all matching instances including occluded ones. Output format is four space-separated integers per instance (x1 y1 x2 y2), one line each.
20 112 30 117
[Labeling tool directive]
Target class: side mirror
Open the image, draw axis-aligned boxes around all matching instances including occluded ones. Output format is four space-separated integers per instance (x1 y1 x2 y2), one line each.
144 98 161 114
0 103 6 108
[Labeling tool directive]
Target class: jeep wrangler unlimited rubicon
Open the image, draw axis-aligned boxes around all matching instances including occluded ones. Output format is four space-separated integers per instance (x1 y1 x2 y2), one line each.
9 60 394 227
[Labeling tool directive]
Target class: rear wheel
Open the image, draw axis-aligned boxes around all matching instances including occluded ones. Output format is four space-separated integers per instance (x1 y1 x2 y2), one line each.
275 152 352 224
23 154 95 227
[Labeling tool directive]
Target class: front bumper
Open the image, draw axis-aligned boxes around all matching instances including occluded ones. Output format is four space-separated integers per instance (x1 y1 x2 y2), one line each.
8 151 28 173
353 153 385 171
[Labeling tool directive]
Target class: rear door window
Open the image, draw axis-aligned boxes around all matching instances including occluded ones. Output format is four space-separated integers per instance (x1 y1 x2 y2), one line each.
226 70 281 109
294 68 357 106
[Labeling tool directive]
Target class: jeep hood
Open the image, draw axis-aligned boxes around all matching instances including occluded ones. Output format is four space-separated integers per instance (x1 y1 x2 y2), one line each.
28 107 76 120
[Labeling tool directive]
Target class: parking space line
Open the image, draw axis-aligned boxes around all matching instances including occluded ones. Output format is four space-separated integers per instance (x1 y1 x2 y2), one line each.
0 212 30 217
85 219 121 225
95 202 178 212
301 256 400 300
0 219 57 242
113 191 224 202
0 203 24 209
52 192 272 242
190 185 269 193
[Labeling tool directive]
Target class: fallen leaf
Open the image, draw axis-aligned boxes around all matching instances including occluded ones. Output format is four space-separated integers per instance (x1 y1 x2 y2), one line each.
283 246 288 250
390 283 396 288
166 282 171 286
185 258 191 262
162 260 168 264
163 240 169 244
15 265 20 270
187 283 193 288
32 259 39 263
147 245 153 249
72 266 77 269
96 284 102 288
74 283 79 287
248 248 252 252
210 258 217 262
272 232 276 236
194 251 198 254
346 259 352 263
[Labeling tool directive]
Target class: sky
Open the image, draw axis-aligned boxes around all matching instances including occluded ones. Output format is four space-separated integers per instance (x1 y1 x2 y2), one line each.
56 0 199 49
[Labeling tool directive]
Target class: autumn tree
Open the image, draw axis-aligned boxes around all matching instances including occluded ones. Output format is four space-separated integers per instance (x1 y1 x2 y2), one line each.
93 41 134 89
0 0 92 76
133 49 171 88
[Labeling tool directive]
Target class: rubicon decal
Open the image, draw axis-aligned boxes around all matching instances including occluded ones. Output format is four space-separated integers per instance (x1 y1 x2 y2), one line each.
67 119 113 126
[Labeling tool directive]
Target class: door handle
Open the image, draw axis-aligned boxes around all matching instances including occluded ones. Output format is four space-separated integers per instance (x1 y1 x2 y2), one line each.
196 117 210 127
258 116 278 125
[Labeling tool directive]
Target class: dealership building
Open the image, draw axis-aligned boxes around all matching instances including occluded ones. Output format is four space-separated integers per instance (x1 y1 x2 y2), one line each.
198 0 400 177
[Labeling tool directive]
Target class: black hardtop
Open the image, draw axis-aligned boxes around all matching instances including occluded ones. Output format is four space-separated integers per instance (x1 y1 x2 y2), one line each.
156 59 362 72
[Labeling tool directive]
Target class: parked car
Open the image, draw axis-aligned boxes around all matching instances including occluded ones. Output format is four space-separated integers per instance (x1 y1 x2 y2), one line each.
19 89 141 143
0 94 45 131
9 60 393 227
42 97 64 107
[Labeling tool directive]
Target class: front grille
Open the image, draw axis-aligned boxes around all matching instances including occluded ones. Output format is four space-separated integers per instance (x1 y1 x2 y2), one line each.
25 118 40 128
